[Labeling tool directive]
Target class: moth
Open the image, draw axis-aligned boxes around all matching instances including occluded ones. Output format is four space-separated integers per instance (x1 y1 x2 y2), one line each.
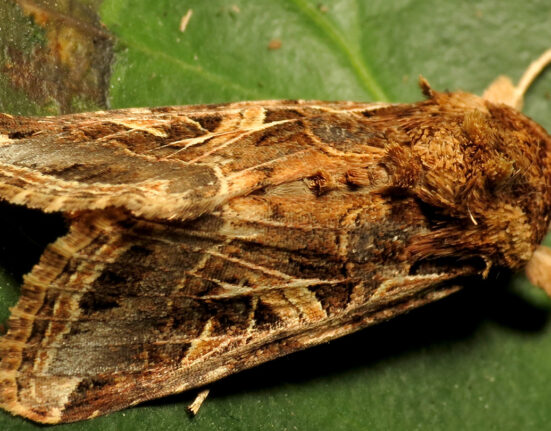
1 51 551 424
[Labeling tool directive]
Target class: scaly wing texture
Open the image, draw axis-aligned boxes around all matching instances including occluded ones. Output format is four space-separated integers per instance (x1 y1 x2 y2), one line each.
0 100 390 221
1 93 551 423
0 193 470 423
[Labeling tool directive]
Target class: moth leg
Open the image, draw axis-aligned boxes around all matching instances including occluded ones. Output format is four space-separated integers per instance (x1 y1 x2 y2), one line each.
187 389 210 416
525 245 551 297
482 49 551 110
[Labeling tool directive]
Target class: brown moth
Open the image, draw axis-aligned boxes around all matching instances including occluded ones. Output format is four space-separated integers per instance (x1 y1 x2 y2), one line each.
1 51 551 424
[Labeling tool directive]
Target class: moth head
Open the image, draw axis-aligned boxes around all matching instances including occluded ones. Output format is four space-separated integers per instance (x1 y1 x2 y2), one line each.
478 50 551 293
409 56 551 272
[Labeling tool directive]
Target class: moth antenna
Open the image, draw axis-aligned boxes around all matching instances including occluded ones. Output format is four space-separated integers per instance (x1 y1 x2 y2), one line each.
515 49 551 105
483 49 551 111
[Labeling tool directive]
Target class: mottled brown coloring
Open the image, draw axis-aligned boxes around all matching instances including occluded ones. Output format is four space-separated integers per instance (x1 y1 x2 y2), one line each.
0 72 551 423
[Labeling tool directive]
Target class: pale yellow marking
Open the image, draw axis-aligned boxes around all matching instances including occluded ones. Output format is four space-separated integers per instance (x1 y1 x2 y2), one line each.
282 287 327 322
0 134 13 145
44 195 69 212
176 237 230 294
245 296 259 336
88 410 102 419
206 249 294 280
113 108 152 115
211 108 248 132
193 277 346 299
239 106 266 128
91 195 115 209
27 376 82 423
348 281 366 307
183 104 266 134
467 206 478 225
109 119 168 137
0 163 191 220
259 291 301 323
156 116 273 155
173 366 231 394
160 130 242 158
11 189 33 205
22 272 53 290
187 389 210 415
185 119 291 164
183 317 216 362
179 9 193 32
314 102 392 114
370 273 448 302
155 113 287 158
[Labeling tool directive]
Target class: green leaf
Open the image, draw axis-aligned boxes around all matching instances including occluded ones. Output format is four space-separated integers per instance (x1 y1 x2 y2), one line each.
3 0 551 430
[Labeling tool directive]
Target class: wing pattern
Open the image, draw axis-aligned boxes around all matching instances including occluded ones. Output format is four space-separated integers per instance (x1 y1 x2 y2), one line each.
1 93 549 422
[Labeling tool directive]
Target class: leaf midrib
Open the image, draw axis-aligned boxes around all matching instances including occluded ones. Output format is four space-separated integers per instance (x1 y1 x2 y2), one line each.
115 38 267 102
286 0 390 102
110 0 390 104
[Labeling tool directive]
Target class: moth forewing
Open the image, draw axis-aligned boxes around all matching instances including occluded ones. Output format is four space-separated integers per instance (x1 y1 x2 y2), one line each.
1 52 551 423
